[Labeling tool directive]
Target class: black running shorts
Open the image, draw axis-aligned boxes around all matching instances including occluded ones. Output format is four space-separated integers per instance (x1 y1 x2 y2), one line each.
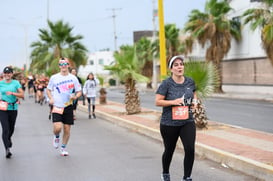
52 105 74 125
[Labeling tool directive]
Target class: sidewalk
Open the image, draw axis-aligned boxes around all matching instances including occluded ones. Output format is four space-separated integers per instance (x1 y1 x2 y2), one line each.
78 96 273 181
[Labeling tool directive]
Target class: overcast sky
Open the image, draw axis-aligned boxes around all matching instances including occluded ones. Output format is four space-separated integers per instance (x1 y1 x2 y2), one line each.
0 0 206 70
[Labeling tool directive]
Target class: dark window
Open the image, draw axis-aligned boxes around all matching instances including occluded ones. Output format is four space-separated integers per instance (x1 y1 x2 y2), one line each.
98 58 104 65
250 0 263 2
232 16 241 23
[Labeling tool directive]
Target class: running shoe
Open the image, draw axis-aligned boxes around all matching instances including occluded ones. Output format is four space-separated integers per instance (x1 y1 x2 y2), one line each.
161 173 170 181
92 113 96 119
53 136 60 149
88 114 91 119
182 177 192 181
60 148 69 156
6 148 12 158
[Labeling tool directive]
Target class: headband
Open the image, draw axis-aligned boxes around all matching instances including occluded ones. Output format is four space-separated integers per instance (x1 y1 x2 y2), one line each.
59 58 69 64
168 56 184 69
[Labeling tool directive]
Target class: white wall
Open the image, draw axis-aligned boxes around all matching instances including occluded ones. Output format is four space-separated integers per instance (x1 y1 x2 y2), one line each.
189 0 266 60
78 51 114 79
227 0 265 59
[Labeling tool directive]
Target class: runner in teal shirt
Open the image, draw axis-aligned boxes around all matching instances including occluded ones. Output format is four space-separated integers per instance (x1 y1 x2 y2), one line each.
0 66 24 158
0 79 21 110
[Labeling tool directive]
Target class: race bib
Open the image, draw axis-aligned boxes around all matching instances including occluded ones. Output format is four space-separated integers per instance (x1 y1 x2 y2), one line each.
52 106 64 115
0 101 8 111
172 106 189 120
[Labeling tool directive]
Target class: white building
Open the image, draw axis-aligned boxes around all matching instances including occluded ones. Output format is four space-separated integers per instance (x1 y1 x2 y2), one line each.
190 0 265 59
78 51 114 79
189 0 273 95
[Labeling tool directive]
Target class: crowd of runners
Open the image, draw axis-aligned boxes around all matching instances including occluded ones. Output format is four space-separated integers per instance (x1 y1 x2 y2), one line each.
1 69 99 120
0 60 99 158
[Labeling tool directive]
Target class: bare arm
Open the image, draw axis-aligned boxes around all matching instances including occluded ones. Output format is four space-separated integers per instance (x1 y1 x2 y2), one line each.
46 88 54 105
155 94 184 107
71 91 82 100
8 88 24 99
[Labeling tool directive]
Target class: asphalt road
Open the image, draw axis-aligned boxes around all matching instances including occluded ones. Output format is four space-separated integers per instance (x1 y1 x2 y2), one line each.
106 88 273 133
0 98 257 181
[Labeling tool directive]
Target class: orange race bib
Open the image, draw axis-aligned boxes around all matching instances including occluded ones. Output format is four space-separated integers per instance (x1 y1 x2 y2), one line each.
172 106 189 120
0 101 8 111
52 106 64 115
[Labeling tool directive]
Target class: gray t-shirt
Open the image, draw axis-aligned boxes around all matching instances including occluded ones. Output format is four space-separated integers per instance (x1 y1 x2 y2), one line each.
156 76 196 126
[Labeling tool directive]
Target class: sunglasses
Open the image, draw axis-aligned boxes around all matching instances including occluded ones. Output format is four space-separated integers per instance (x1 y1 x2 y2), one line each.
59 63 69 66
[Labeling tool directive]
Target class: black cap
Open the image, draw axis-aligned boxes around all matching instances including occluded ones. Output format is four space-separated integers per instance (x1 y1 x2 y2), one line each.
3 67 13 73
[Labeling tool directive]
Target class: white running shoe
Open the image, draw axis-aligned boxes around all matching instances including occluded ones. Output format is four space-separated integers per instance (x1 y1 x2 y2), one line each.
60 148 69 156
53 136 60 149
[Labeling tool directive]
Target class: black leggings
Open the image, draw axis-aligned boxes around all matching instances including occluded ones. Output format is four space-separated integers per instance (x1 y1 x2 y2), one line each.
160 121 196 178
87 98 95 113
0 110 17 150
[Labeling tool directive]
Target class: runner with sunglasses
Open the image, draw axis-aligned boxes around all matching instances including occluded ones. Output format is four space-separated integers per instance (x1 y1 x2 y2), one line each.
46 58 82 156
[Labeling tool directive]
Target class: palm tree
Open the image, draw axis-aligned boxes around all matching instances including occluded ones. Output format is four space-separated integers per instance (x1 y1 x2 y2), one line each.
30 20 88 74
104 45 149 114
165 24 181 58
184 0 241 93
184 61 219 128
242 0 273 66
97 75 107 104
178 36 194 56
135 37 154 89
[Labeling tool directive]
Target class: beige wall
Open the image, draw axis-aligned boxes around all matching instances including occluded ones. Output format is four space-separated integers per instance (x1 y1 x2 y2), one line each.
222 58 273 85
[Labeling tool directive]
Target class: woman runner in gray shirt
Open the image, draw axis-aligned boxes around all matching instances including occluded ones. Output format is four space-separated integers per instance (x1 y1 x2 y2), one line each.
156 55 198 181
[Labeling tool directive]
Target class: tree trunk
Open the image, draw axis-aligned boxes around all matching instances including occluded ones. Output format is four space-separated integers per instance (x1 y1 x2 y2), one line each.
99 88 107 104
193 99 208 129
146 81 153 89
124 79 141 114
214 62 224 93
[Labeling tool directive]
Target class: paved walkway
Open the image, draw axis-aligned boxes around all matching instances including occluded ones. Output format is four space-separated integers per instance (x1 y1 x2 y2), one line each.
78 97 273 181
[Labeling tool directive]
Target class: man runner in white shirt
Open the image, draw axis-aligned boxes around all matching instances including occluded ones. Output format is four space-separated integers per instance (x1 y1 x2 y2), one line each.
46 58 82 156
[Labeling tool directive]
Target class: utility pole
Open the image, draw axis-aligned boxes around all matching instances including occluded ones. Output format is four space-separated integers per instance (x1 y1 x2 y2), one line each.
47 0 50 21
107 8 122 51
152 0 158 89
46 0 50 71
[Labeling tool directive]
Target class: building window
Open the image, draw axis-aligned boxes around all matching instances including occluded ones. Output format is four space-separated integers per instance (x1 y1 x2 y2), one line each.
98 58 104 65
89 60 94 65
232 16 241 23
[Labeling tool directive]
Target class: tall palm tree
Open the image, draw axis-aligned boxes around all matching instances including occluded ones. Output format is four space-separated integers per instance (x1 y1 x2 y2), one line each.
184 0 241 93
104 45 149 114
30 20 88 74
242 0 273 66
165 24 181 58
135 37 154 89
178 36 194 56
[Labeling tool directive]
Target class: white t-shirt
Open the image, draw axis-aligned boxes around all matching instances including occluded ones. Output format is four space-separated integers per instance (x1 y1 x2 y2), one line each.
47 73 82 107
83 79 99 98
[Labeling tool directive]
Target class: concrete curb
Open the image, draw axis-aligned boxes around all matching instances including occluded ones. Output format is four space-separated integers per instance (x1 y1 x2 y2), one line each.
78 105 273 180
210 93 273 103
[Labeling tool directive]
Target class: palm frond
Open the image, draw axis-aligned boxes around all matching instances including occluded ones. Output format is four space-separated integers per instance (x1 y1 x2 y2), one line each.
184 61 219 99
